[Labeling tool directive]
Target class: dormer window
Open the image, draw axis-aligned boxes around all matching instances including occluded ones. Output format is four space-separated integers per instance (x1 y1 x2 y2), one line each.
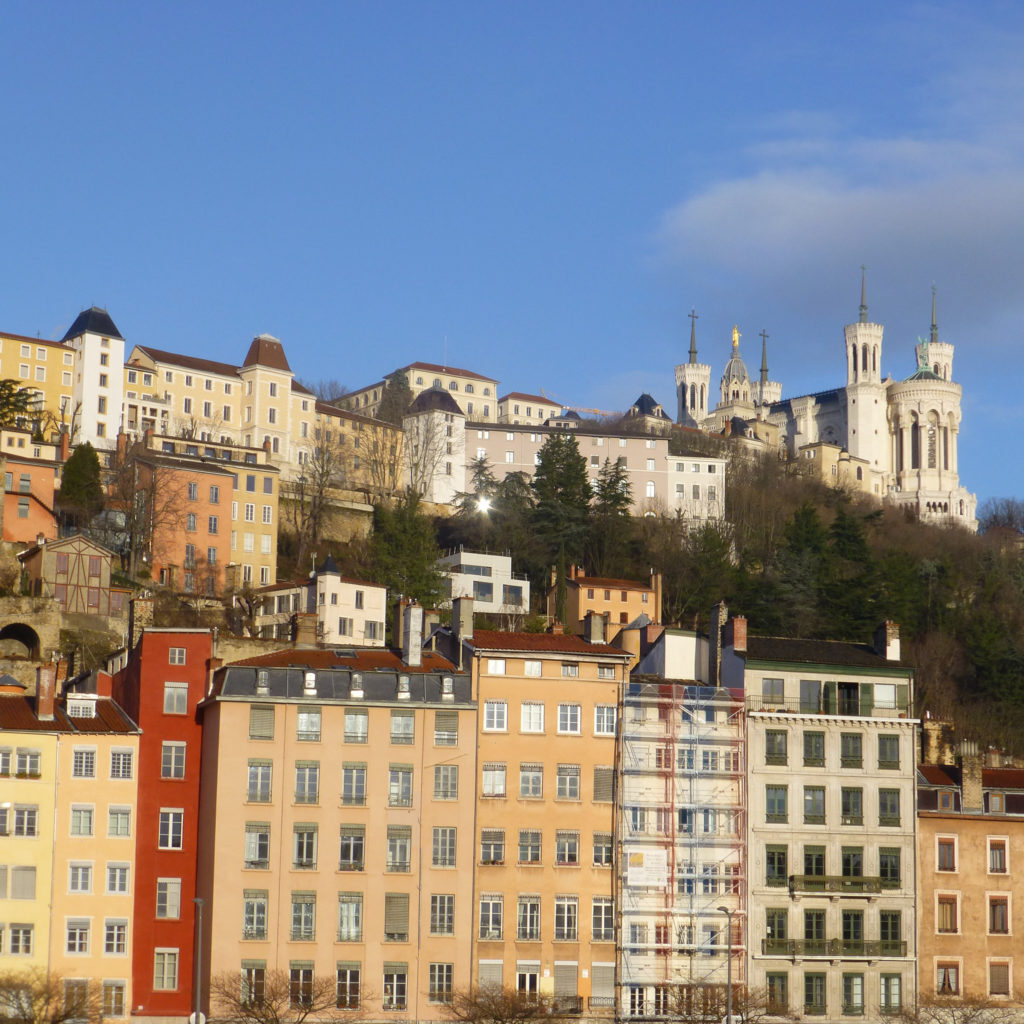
989 792 1006 814
938 790 954 811
66 696 97 719
397 675 411 700
350 673 364 699
256 670 270 695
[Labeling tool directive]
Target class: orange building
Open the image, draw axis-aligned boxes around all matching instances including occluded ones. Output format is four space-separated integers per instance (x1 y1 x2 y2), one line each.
435 602 631 1012
918 747 1024 1005
548 566 662 636
1 427 61 543
195 629 475 1019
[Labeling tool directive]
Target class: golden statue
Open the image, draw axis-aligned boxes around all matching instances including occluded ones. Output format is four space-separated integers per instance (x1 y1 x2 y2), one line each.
732 325 741 348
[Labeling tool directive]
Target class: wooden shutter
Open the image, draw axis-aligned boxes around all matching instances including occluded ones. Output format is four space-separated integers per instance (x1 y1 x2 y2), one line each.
435 711 458 739
593 766 614 802
478 962 503 989
591 964 614 1000
554 963 577 998
859 682 874 716
384 893 409 934
249 704 275 739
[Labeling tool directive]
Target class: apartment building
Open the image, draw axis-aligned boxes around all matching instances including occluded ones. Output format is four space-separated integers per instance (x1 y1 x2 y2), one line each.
723 616 917 1020
0 332 74 418
617 679 745 1020
497 393 561 427
346 362 500 423
252 556 387 645
105 629 214 1024
18 534 121 615
917 742 1024 1004
548 567 661 636
466 423 726 521
0 666 139 1019
195 638 474 1020
1 427 62 543
435 605 632 1014
437 549 531 616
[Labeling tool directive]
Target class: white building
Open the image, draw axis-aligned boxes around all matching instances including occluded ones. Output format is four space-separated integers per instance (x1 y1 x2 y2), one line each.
436 549 530 616
62 307 126 449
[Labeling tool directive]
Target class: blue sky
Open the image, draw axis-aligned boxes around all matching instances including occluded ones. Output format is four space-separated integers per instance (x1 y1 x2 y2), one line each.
2 1 1022 504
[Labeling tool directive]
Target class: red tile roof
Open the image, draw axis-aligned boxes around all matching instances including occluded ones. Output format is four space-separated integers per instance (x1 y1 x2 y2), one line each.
0 696 137 733
984 768 1024 789
467 629 628 656
242 334 292 372
569 575 652 591
132 346 240 378
499 392 552 404
229 647 456 673
407 361 496 383
919 764 958 786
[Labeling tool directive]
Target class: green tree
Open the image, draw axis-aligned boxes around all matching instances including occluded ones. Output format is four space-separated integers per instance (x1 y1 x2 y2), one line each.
530 433 591 624
375 370 415 426
369 491 445 623
0 380 36 429
57 442 104 531
588 458 633 576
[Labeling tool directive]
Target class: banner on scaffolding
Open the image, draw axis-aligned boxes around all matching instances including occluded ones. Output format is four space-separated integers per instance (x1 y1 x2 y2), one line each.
625 847 668 888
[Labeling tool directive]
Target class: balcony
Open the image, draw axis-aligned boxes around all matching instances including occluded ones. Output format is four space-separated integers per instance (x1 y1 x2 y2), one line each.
554 997 583 1015
761 938 907 958
338 861 364 871
789 875 883 895
589 997 615 1009
746 696 911 718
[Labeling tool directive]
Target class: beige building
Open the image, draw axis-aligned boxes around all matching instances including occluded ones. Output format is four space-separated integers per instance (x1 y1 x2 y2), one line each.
548 567 661 636
497 393 561 427
196 636 475 1019
346 362 500 423
434 605 632 1014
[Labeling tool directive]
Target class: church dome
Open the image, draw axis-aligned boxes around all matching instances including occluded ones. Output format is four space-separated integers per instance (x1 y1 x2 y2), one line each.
722 325 750 382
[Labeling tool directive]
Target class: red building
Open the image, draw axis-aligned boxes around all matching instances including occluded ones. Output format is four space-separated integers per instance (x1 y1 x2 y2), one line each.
111 628 213 1024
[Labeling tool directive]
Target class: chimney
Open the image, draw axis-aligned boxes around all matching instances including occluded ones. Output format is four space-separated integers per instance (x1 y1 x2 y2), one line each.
549 621 564 635
402 602 423 668
422 608 440 636
708 600 729 689
583 610 606 644
115 431 127 460
573 566 584 580
128 596 154 650
452 597 474 644
392 598 409 649
960 740 984 813
60 430 71 462
873 621 901 661
293 612 318 647
144 428 154 448
922 720 956 766
651 571 663 625
36 663 56 721
724 615 747 654
92 670 113 698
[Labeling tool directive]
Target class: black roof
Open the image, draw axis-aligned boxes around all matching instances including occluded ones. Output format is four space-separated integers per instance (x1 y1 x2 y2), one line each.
745 636 908 670
318 554 340 575
631 393 669 417
408 386 463 415
63 307 123 341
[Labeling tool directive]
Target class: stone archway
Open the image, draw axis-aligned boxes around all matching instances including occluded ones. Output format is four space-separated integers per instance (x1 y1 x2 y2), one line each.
0 622 41 659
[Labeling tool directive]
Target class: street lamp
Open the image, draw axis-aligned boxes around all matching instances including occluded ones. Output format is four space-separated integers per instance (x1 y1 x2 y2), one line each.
717 906 735 1024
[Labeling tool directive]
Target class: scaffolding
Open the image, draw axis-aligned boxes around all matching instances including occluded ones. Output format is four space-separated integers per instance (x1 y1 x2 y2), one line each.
615 678 746 1020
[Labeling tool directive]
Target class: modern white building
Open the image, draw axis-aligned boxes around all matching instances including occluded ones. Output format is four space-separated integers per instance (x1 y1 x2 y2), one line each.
436 549 530 616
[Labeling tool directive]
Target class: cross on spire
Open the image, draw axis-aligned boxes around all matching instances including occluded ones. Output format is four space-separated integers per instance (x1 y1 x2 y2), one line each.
688 309 699 364
859 265 868 323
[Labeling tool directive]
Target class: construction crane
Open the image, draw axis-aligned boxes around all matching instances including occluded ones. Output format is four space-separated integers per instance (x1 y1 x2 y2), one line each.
539 388 619 418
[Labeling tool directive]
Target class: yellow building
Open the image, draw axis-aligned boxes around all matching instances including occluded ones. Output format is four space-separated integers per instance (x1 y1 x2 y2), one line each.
0 332 75 423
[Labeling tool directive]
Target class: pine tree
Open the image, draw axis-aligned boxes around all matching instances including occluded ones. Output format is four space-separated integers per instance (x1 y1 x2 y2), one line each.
57 442 104 532
588 458 633 576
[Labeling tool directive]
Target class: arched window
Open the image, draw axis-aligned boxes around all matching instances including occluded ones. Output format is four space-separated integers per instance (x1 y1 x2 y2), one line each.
862 345 868 372
851 345 858 381
856 467 863 481
690 384 696 410
700 384 705 411
873 347 877 373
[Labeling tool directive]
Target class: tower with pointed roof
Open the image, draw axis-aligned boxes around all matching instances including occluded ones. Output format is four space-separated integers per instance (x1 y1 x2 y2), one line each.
237 333 295 459
674 309 711 427
843 269 888 470
753 328 782 407
62 306 126 449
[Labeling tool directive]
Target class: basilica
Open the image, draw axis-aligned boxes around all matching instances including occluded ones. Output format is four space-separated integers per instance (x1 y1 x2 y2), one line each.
675 278 978 530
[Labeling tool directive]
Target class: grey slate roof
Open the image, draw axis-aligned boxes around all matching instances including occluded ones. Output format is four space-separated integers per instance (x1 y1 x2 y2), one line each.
744 635 908 669
63 307 123 341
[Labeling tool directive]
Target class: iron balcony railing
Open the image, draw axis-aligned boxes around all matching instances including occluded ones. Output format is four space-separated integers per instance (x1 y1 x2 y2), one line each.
788 874 885 894
762 938 907 957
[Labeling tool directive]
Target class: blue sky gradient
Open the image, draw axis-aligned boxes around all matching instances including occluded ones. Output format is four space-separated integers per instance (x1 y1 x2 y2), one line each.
2 1 1022 503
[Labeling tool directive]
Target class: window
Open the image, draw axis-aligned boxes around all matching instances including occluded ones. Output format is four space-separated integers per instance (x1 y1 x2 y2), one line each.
803 786 825 824
66 920 90 954
342 765 366 805
991 792 1006 813
841 733 863 768
383 966 408 1010
480 896 503 939
339 827 364 871
879 789 900 826
103 982 126 1017
291 894 316 941
337 890 363 944
247 762 272 802
519 829 541 864
69 863 92 893
344 710 368 743
594 832 613 866
15 749 40 777
432 826 456 868
388 767 412 807
937 894 959 933
295 762 319 804
68 806 90 836
241 890 269 940
561 662 579 678
558 704 581 734
989 896 1009 934
990 962 1011 998
430 894 455 935
158 810 184 849
390 711 414 745
766 785 788 823
519 763 541 798
766 845 788 886
523 659 542 677
841 787 863 825
480 829 504 865
249 703 275 739
386 826 411 871
107 864 129 894
842 974 864 1016
163 683 188 714
72 748 96 778
801 731 825 766
990 838 1008 873
879 974 901 1015
518 896 541 940
521 702 544 733
937 963 960 996
937 837 956 871
429 963 453 1004
879 848 901 889
484 701 507 731
878 734 900 769
9 926 32 955
153 950 179 990
556 830 579 865
108 807 131 837
594 705 616 735
593 896 614 941
434 765 458 800
765 730 787 764
556 764 580 800
292 825 317 868
105 919 128 954
487 659 506 675
554 896 578 940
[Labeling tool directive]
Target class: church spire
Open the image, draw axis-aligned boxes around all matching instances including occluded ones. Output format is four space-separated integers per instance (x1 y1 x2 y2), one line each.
930 284 938 344
759 329 769 390
688 309 699 365
859 265 868 323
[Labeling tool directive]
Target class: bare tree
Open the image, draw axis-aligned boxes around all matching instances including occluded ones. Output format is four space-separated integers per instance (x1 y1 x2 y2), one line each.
906 996 1024 1024
446 986 563 1024
296 378 350 402
404 408 462 499
0 968 103 1024
290 428 349 570
359 417 404 503
668 982 791 1024
209 967 355 1024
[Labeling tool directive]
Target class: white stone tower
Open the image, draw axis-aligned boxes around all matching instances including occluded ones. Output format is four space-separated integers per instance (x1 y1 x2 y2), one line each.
843 270 887 471
675 309 711 427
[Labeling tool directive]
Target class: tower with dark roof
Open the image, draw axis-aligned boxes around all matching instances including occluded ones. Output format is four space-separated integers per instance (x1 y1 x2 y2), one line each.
674 309 711 427
62 306 126 449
